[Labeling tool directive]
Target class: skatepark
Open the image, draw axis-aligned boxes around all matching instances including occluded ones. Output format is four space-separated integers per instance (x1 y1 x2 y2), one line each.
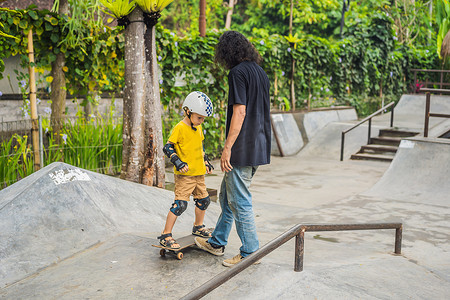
0 94 449 299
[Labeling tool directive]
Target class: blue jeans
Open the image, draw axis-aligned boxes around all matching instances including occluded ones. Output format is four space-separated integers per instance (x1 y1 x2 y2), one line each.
208 166 259 257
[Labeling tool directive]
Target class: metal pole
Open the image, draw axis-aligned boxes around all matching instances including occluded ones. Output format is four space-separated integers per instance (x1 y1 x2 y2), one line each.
424 92 430 137
340 132 345 161
294 228 305 272
367 118 372 144
180 225 301 300
414 71 417 93
181 222 402 299
395 225 402 254
390 106 394 127
38 116 44 168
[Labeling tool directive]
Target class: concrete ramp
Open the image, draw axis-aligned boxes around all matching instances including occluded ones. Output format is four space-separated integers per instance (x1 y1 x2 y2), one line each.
363 138 450 205
0 162 215 287
298 122 384 160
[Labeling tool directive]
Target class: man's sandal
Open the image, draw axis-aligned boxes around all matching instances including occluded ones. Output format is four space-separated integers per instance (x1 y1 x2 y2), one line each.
192 225 212 238
157 233 180 249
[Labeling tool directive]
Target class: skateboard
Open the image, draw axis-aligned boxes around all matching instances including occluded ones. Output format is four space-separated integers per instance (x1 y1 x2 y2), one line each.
152 234 197 260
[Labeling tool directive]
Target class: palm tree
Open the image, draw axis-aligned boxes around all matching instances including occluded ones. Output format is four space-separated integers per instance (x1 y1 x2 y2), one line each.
101 0 173 187
50 0 68 144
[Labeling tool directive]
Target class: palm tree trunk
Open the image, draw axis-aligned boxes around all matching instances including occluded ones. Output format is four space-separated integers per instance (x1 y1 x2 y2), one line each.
121 7 146 182
143 24 165 188
50 0 68 144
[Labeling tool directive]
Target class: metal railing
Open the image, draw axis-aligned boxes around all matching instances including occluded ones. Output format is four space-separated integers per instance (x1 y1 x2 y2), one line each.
181 222 402 300
422 88 450 137
340 102 395 161
411 69 450 90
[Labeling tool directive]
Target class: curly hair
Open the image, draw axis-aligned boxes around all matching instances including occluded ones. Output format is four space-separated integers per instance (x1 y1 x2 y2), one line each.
215 31 262 70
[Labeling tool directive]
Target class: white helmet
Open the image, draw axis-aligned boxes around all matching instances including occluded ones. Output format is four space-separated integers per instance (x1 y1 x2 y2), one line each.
182 91 213 117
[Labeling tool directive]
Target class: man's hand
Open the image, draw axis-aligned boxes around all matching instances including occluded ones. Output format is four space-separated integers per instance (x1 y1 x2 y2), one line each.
221 104 246 173
220 147 232 172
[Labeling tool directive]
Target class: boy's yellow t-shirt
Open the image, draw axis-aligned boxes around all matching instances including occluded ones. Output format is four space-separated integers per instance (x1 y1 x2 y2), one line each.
168 121 206 176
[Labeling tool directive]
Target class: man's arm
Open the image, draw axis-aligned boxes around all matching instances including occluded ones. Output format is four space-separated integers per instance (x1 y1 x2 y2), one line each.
221 104 246 172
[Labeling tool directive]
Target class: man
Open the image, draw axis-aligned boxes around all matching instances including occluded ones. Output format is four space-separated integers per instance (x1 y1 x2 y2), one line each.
195 31 271 267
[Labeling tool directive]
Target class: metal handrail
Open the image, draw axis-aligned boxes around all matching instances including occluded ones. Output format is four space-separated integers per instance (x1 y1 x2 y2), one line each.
181 222 402 300
411 69 450 90
422 88 450 137
340 101 395 161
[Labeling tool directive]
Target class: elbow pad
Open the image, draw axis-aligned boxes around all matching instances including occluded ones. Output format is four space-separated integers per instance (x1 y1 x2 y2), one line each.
163 143 176 159
163 142 187 171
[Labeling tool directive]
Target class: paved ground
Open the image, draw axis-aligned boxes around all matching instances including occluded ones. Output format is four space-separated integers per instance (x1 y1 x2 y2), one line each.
1 94 449 299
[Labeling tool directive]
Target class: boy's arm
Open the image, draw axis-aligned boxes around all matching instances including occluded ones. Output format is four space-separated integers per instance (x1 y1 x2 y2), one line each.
202 145 214 174
163 142 188 173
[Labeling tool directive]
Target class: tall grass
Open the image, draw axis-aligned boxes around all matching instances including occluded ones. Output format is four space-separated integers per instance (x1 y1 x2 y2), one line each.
0 115 123 190
0 134 34 188
56 115 122 174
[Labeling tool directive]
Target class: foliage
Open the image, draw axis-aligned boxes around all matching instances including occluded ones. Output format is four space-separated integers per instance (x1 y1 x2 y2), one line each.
159 0 226 35
0 134 33 188
100 0 136 18
0 1 443 162
231 0 341 37
436 0 450 59
155 26 228 155
0 5 125 107
52 115 122 174
0 113 122 189
135 0 174 13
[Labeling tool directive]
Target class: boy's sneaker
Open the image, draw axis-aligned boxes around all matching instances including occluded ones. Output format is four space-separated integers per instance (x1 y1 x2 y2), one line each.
192 224 212 238
222 254 261 267
194 237 224 256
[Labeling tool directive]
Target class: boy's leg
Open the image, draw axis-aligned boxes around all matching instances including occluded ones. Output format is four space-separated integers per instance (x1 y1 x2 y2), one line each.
162 211 178 235
192 176 212 236
194 206 206 227
160 198 187 248
161 211 180 248
225 166 259 257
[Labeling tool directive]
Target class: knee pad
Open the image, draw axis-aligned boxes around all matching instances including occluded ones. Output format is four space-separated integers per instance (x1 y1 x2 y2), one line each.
170 200 188 216
194 196 211 211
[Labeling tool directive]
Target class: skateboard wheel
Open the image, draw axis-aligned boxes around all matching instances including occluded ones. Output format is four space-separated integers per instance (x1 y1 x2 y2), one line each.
176 252 183 260
160 249 166 257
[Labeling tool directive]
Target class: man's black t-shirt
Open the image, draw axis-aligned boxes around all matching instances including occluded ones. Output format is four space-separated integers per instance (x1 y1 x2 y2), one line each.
226 61 271 167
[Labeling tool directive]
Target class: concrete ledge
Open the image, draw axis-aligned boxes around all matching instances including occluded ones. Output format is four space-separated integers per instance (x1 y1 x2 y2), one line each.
270 107 358 156
271 113 304 156
298 108 358 142
0 98 123 122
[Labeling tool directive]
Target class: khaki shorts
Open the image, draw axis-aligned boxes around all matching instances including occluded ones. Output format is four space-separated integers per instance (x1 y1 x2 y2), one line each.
174 174 209 201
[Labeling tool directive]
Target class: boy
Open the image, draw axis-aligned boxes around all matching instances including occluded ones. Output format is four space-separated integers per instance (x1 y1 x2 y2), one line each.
158 91 215 249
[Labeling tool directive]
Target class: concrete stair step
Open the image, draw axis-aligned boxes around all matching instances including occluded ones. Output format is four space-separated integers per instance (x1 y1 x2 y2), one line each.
379 128 419 137
370 136 402 146
350 153 394 162
360 144 398 153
